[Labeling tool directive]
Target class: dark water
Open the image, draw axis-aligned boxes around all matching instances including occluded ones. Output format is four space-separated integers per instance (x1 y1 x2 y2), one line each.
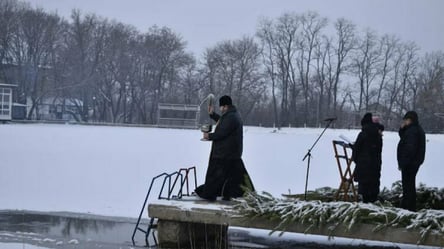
0 210 142 248
0 210 400 249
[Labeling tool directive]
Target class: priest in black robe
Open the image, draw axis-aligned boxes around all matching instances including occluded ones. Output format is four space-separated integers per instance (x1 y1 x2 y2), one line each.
195 95 255 201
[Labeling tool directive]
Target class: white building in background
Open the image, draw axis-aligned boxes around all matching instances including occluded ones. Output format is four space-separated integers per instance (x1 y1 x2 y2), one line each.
0 83 16 122
26 96 83 121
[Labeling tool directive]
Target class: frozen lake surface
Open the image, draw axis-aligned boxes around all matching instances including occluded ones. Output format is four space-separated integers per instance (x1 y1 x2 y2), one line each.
0 210 408 249
0 123 442 248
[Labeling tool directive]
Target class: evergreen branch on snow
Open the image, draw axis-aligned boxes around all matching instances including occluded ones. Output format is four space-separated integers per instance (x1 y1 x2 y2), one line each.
234 191 444 244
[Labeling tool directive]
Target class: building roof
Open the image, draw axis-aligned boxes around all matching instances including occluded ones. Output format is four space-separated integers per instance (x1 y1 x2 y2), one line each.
0 83 18 87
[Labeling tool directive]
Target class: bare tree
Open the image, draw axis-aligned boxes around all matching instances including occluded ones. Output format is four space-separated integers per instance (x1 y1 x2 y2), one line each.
257 18 281 127
313 35 330 125
414 51 444 131
95 22 138 123
202 37 265 121
352 29 381 112
3 4 444 130
398 42 419 113
374 34 399 111
311 18 356 127
275 13 300 126
256 13 301 127
382 43 405 126
177 56 204 105
256 19 280 125
0 0 22 77
295 12 327 126
379 42 417 124
62 10 107 122
329 18 356 115
8 7 63 119
132 26 190 124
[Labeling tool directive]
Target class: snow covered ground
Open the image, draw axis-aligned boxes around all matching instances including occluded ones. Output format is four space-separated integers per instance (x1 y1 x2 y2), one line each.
0 242 48 249
0 123 442 218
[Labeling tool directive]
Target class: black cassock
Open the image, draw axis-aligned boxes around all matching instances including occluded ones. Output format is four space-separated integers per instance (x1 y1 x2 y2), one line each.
195 106 254 201
195 158 254 201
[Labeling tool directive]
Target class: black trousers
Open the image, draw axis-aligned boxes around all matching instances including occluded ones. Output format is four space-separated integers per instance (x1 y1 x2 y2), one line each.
401 164 420 211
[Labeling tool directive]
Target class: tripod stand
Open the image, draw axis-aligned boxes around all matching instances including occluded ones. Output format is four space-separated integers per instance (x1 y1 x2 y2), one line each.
302 118 335 200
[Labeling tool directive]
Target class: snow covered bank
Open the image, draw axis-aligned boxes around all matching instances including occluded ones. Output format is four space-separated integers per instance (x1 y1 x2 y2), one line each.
0 123 442 217
236 191 444 246
0 243 49 249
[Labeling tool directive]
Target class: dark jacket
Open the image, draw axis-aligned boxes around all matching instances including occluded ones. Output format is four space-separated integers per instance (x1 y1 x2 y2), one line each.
397 120 426 170
352 116 382 183
208 106 243 160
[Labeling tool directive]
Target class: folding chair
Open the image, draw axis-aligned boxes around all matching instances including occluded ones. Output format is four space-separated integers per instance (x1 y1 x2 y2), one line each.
332 140 358 202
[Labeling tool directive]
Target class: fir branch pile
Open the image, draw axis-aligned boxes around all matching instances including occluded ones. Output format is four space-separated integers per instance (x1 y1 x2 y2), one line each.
380 181 444 210
283 181 444 210
234 191 444 244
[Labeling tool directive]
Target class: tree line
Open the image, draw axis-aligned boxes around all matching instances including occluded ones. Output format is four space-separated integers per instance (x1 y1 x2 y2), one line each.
1 0 443 131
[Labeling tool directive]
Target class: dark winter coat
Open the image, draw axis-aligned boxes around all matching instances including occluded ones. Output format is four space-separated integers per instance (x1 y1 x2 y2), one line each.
208 106 243 160
352 117 382 184
397 120 426 170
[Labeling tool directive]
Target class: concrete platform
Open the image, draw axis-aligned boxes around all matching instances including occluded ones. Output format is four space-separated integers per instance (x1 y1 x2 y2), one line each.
148 199 444 248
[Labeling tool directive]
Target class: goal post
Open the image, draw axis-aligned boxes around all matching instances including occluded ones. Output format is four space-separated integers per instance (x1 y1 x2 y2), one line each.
157 103 200 129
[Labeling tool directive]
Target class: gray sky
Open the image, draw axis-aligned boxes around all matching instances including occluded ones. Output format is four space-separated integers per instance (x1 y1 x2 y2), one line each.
26 0 444 56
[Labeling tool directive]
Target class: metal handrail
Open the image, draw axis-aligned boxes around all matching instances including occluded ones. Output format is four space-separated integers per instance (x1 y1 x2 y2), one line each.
131 166 198 247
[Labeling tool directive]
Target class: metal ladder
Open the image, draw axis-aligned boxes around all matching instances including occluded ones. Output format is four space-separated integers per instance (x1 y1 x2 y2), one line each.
131 166 198 247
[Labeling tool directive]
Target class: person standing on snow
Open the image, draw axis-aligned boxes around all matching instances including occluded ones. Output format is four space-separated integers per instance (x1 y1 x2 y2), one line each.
195 95 255 201
397 111 426 211
352 113 383 203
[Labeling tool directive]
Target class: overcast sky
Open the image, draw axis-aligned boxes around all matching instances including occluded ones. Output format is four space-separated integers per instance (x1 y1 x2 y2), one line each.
25 0 444 56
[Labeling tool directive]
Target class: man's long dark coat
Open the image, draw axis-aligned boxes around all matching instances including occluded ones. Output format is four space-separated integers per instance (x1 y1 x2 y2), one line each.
397 115 426 211
195 106 254 200
352 114 382 203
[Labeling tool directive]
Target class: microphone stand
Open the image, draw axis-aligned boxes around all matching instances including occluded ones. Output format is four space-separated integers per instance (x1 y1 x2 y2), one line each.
302 119 335 201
